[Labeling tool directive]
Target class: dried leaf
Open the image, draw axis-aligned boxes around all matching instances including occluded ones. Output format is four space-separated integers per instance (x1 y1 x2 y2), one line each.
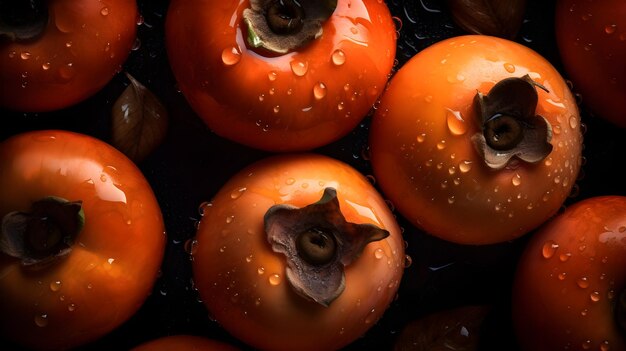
111 73 168 162
446 0 527 39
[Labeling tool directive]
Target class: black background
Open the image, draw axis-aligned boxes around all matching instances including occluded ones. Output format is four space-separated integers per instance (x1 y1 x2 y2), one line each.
2 0 626 350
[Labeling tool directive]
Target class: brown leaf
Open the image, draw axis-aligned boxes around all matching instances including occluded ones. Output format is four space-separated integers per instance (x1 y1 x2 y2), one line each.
446 0 527 39
111 72 168 162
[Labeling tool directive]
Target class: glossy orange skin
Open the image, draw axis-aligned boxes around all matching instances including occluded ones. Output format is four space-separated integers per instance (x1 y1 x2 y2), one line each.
369 35 583 245
0 130 166 350
0 0 138 112
165 0 396 152
555 0 626 128
192 154 405 351
512 196 626 351
131 335 240 351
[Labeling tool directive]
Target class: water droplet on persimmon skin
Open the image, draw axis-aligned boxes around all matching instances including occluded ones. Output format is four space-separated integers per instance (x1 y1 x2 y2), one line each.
577 277 589 289
504 62 516 73
331 49 346 66
34 314 48 327
605 24 617 34
221 46 241 66
313 83 327 100
445 109 467 136
268 274 281 285
290 60 308 76
542 240 559 258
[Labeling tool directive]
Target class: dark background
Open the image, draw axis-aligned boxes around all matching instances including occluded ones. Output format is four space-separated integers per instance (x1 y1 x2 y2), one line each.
2 0 625 350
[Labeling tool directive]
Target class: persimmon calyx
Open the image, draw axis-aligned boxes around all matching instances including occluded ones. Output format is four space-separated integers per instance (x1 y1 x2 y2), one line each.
0 196 84 268
0 0 48 42
243 0 337 54
471 74 553 170
264 187 389 307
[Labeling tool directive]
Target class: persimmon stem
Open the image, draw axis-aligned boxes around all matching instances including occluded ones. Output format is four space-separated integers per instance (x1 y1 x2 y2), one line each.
264 187 388 306
0 0 48 42
266 0 305 35
243 0 337 55
0 197 84 267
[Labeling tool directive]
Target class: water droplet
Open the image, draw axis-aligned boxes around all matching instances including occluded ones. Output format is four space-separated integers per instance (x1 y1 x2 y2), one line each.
198 201 212 216
512 173 522 186
558 272 567 280
313 82 327 100
184 239 198 255
131 37 141 51
448 196 456 204
403 255 413 268
42 62 51 70
607 289 615 300
245 254 253 263
57 63 76 81
34 314 48 327
221 46 241 66
337 101 345 111
582 340 591 349
559 252 571 262
458 160 472 173
273 105 280 113
569 115 579 129
100 7 109 16
20 51 31 60
504 62 516 73
577 277 589 289
331 49 346 66
257 267 265 275
50 281 62 292
230 187 246 199
605 24 617 35
542 240 559 259
365 308 377 324
436 140 446 150
374 248 384 259
67 303 76 312
268 274 281 286
600 340 610 351
445 109 467 135
290 60 308 76
590 291 601 302
416 133 426 143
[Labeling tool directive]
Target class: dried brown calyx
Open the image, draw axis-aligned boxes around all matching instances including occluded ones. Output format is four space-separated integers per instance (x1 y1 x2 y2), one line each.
471 74 553 169
1 196 84 268
264 187 389 307
446 0 527 39
0 0 48 42
243 0 337 55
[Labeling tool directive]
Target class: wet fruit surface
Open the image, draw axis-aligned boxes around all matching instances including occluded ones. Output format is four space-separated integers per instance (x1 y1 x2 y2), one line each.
512 196 626 351
1 1 626 350
369 35 583 245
